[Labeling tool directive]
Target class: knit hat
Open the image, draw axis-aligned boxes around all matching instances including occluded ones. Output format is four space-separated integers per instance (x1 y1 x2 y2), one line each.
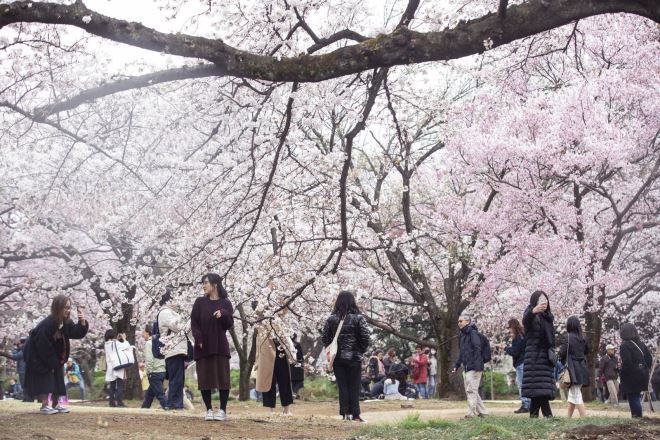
605 344 615 350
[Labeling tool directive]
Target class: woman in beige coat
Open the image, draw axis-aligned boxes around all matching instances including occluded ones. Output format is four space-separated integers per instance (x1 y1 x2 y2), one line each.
254 314 297 415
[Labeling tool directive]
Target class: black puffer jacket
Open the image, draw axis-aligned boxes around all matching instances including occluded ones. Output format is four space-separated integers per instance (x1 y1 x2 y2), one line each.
321 313 370 364
521 306 556 399
559 332 589 386
619 339 652 394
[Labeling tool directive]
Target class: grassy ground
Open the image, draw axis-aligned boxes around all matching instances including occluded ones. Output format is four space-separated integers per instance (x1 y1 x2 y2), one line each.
354 413 647 440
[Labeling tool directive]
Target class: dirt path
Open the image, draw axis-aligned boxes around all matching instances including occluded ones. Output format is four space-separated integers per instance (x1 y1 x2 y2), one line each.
0 399 655 440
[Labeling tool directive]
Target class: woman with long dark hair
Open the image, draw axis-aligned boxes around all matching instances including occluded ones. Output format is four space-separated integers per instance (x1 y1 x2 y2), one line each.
499 318 529 413
24 295 88 414
619 323 652 418
521 290 555 418
559 316 589 418
190 273 234 421
321 291 371 422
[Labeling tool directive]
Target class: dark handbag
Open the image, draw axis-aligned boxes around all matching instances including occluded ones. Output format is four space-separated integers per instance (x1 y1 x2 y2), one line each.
186 335 194 362
547 347 557 367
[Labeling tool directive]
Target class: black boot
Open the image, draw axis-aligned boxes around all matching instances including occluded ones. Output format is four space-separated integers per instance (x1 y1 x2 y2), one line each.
514 406 529 414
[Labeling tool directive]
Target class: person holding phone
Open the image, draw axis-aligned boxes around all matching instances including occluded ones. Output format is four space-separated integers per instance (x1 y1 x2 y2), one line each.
24 296 88 414
521 290 555 418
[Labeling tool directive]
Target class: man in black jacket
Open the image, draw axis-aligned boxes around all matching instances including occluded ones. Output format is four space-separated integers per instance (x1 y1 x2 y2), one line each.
452 315 488 418
598 344 619 406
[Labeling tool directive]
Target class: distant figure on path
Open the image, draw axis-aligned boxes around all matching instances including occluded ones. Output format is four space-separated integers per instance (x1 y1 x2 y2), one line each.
104 329 132 408
291 334 305 397
598 344 619 406
499 318 529 413
559 316 589 418
140 325 168 409
64 357 86 401
410 345 429 399
619 323 652 418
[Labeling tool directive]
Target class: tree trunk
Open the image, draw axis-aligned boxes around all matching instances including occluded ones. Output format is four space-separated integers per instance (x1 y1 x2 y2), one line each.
583 311 601 402
238 356 254 401
436 317 464 397
234 327 256 401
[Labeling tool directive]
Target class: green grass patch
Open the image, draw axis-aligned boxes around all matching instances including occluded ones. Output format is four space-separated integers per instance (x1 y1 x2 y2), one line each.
356 415 633 440
398 414 456 430
297 376 339 401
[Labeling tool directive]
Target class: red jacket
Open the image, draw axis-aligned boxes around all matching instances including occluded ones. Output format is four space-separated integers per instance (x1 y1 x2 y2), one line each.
411 353 429 384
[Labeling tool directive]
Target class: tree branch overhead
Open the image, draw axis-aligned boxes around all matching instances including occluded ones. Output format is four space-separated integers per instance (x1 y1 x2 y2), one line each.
0 0 657 84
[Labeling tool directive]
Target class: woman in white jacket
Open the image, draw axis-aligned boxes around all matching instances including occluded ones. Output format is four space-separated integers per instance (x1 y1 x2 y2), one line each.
104 329 133 407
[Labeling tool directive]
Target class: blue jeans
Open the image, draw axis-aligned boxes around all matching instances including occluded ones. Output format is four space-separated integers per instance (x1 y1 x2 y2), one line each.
165 355 185 409
66 381 86 400
628 392 642 418
142 372 168 409
516 364 530 409
416 383 428 399
427 375 436 398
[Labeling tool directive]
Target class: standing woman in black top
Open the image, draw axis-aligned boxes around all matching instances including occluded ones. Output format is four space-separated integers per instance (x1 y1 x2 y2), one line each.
191 273 234 421
499 318 529 413
619 323 652 418
321 291 371 422
24 295 88 414
521 290 555 418
559 316 589 418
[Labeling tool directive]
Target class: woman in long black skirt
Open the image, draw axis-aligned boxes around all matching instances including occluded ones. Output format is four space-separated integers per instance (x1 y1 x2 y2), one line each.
24 295 88 414
191 273 234 421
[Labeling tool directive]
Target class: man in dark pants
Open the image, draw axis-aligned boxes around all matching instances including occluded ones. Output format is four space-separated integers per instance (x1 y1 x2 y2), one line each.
158 302 189 410
141 326 168 409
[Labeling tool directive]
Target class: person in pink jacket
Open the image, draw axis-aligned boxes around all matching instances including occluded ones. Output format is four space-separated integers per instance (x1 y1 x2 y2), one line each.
410 345 429 399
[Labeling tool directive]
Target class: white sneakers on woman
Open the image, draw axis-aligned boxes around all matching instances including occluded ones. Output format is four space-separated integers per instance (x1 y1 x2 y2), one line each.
205 409 227 421
39 406 59 415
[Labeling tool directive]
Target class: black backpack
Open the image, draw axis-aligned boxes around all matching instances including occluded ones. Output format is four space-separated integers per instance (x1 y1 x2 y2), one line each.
151 311 166 359
477 331 492 363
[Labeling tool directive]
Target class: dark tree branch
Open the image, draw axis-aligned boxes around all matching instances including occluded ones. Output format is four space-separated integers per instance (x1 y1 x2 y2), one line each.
365 315 437 348
0 0 656 83
35 64 224 117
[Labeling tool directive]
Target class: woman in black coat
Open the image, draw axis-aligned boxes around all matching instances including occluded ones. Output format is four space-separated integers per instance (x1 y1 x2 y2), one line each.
619 323 652 418
24 295 88 414
321 290 371 422
521 290 555 418
559 316 589 418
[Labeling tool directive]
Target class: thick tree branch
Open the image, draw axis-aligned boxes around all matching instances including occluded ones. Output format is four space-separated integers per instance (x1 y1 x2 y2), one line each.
1 0 657 83
35 64 224 117
365 315 437 348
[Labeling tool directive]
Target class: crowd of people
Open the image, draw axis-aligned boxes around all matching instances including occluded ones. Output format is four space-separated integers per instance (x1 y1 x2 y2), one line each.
1 285 658 424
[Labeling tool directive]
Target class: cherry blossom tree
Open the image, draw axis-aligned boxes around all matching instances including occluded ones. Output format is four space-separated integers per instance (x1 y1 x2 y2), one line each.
1 1 658 401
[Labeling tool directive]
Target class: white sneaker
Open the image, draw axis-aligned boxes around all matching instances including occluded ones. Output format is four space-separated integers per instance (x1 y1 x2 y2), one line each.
214 409 226 421
54 405 71 414
205 409 214 421
40 406 58 415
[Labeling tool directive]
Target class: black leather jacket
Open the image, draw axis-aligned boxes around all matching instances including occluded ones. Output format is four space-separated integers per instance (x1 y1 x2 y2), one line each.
321 313 371 363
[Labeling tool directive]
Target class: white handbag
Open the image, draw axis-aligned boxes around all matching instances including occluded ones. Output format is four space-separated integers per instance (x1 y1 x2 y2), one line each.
110 341 135 371
324 317 345 369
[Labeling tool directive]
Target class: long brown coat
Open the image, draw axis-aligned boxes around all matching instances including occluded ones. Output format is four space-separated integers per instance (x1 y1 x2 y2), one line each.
254 321 296 392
